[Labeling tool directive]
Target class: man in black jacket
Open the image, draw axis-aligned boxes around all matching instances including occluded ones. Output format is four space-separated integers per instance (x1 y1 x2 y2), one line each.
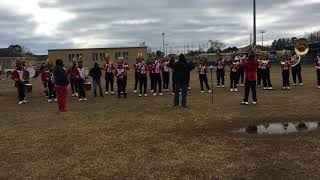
89 63 103 97
169 54 195 108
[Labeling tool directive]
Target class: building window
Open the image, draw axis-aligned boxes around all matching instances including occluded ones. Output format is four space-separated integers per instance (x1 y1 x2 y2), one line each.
99 53 105 61
115 52 122 60
69 53 82 61
122 51 129 60
92 53 99 61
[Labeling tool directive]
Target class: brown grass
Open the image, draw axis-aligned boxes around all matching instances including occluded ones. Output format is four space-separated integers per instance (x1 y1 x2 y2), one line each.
0 65 320 179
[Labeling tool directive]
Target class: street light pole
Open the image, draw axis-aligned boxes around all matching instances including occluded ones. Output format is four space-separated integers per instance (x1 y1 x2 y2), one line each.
253 0 256 50
259 30 266 47
161 33 165 55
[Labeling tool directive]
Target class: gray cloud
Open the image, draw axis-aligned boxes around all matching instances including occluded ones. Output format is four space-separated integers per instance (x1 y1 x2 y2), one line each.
0 0 319 54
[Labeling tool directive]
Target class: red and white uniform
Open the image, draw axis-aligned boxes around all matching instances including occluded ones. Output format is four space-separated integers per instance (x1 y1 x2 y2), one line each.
198 65 208 74
148 63 155 74
230 63 240 72
217 61 226 69
115 67 127 79
154 62 162 74
260 60 271 70
134 62 141 74
140 63 148 75
12 69 25 82
104 63 114 74
41 69 50 82
314 56 320 69
74 67 86 80
281 61 291 70
162 61 170 73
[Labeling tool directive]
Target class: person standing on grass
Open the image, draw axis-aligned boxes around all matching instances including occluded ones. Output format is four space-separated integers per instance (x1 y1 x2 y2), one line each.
53 59 69 112
169 54 195 108
12 60 28 105
89 62 104 97
240 52 259 105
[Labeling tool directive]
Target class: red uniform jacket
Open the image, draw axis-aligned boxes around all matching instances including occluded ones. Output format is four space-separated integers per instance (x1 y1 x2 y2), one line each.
314 56 320 68
139 64 149 75
133 63 141 74
41 69 50 82
12 69 24 82
148 64 155 74
240 58 259 81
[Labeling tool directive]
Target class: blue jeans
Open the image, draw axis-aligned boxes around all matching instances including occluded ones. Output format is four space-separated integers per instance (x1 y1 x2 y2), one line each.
93 79 103 96
174 81 188 108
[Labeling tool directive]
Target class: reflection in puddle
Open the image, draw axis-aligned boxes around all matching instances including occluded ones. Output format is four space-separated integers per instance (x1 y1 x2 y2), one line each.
235 122 320 135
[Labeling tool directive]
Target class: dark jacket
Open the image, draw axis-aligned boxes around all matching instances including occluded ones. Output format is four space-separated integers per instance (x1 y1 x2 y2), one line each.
169 54 195 83
89 63 102 80
53 59 69 86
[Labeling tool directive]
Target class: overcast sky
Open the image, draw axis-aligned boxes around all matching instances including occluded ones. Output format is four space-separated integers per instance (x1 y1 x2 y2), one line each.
0 0 319 54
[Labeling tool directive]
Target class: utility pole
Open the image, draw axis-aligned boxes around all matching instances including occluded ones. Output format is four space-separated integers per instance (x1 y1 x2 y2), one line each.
259 30 266 47
253 0 257 51
161 32 165 54
165 43 168 56
250 33 252 45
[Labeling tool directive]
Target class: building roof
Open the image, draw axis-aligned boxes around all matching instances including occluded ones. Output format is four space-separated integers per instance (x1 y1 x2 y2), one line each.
48 46 148 52
239 45 270 52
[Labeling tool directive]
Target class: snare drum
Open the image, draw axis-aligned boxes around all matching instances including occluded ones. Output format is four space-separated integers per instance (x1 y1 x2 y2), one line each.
25 84 32 93
84 82 92 91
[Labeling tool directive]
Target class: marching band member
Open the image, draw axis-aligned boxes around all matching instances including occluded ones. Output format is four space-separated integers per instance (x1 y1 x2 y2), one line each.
115 59 128 98
104 57 115 95
291 52 303 86
153 58 163 96
139 58 148 97
313 53 320 89
197 60 212 93
259 52 273 90
238 55 245 87
229 60 240 92
281 54 291 90
123 60 130 93
133 57 141 93
47 63 57 102
240 52 259 105
257 58 263 88
12 60 28 105
67 60 79 97
162 57 170 92
40 63 50 97
216 55 226 88
75 61 87 101
148 58 156 93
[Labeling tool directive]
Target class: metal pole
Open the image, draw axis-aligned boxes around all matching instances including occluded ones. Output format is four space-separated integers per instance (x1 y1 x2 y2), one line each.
210 68 214 106
253 0 256 50
161 33 165 55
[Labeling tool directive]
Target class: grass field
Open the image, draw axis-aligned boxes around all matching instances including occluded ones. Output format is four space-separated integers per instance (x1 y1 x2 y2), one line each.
0 65 320 179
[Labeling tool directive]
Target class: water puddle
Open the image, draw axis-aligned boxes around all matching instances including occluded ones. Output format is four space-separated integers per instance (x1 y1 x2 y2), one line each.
234 122 320 135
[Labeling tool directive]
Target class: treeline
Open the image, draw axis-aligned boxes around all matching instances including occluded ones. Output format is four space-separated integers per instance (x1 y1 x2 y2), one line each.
271 31 320 51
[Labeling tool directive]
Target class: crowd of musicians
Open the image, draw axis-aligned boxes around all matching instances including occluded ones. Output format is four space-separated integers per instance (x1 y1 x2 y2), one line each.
11 51 320 111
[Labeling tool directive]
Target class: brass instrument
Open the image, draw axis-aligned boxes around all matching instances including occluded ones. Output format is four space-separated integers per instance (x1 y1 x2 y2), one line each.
294 43 309 56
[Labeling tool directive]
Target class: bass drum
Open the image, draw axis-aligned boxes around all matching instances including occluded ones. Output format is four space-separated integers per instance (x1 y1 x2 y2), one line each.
26 67 36 79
